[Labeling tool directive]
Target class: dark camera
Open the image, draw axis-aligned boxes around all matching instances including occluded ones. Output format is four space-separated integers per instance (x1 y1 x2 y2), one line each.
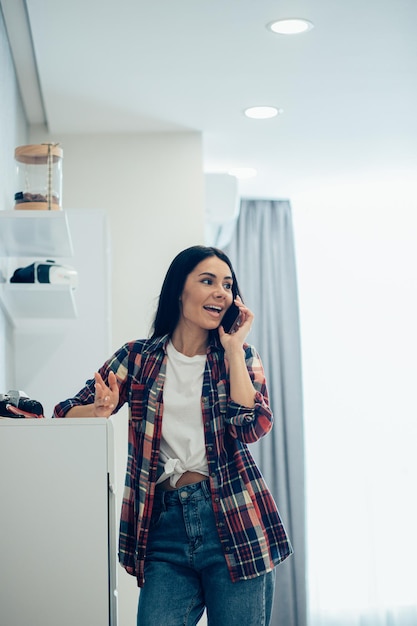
0 391 44 419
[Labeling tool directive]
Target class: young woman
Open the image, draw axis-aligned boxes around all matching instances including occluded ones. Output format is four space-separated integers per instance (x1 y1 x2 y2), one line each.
54 245 292 626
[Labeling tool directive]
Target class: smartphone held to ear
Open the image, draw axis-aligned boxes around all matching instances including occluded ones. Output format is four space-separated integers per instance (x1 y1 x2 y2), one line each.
221 302 241 334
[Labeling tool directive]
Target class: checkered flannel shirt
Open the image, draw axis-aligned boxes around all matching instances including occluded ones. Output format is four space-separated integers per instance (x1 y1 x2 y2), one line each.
54 333 293 586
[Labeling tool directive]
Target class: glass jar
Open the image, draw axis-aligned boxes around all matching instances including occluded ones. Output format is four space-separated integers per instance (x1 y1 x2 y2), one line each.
14 143 63 210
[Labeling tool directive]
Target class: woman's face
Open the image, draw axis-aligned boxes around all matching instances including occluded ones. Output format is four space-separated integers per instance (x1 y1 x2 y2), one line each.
178 256 234 332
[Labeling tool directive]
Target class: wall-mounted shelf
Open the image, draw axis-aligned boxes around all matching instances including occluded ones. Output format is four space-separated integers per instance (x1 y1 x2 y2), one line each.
0 284 77 324
0 210 73 257
0 210 77 324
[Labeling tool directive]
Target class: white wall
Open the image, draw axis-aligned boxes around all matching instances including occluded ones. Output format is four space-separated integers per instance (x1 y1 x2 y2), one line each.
0 10 28 391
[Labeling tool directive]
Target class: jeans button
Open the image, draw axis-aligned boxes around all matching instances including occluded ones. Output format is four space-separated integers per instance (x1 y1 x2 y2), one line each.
180 491 189 498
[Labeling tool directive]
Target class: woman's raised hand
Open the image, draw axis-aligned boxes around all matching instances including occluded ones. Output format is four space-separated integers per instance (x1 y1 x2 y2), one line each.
93 370 119 417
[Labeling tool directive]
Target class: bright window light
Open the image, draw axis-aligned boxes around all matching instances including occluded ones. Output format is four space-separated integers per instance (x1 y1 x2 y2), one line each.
244 106 280 119
267 18 314 35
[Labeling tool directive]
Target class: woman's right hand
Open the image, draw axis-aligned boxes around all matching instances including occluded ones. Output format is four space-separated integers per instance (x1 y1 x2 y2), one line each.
93 371 119 417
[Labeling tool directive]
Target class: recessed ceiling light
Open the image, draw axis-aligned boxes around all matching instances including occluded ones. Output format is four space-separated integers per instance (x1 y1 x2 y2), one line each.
244 106 281 119
228 168 258 179
267 18 314 35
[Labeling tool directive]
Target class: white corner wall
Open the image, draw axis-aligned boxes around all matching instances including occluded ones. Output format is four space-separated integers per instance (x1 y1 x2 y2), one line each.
0 8 28 391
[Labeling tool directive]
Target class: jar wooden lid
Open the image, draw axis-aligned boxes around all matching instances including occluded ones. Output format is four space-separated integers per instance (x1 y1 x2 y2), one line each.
14 202 60 211
15 144 63 164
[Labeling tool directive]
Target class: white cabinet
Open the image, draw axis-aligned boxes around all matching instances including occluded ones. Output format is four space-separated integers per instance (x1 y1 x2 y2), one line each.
0 418 118 626
0 210 77 323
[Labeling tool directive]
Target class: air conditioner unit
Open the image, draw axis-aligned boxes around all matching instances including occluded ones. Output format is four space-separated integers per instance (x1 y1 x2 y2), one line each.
204 173 240 223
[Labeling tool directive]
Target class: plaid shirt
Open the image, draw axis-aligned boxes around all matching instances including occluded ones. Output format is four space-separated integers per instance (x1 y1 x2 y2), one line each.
54 334 293 586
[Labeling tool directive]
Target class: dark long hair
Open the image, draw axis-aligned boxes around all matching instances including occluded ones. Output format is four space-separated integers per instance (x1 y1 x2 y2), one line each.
151 245 241 339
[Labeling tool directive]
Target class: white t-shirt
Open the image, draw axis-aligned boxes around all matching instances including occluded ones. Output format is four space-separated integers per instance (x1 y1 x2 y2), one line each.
157 340 209 487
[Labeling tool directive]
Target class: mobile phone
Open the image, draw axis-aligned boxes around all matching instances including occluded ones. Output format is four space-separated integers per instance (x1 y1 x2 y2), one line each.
221 302 241 334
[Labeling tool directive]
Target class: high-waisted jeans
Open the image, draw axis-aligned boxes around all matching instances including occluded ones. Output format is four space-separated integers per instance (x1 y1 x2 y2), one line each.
137 480 276 626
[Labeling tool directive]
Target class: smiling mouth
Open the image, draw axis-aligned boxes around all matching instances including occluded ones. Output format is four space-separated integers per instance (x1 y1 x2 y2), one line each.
203 305 222 316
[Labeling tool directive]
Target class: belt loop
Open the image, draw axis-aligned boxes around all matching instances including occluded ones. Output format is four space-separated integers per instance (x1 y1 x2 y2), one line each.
201 479 211 499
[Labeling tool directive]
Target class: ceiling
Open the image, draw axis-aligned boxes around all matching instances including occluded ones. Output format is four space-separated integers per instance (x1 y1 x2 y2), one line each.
2 0 417 200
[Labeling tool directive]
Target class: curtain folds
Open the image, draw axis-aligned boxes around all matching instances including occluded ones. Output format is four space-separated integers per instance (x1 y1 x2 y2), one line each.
219 199 306 626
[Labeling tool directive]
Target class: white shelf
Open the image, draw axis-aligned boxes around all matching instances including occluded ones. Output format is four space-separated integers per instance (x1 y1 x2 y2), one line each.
0 210 73 257
0 284 78 323
0 211 77 323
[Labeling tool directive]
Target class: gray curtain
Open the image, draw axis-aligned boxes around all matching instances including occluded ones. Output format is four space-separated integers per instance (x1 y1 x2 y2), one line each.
220 199 306 626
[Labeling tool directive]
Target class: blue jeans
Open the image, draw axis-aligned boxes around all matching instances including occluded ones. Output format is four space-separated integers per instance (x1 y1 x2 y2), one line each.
137 480 275 626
